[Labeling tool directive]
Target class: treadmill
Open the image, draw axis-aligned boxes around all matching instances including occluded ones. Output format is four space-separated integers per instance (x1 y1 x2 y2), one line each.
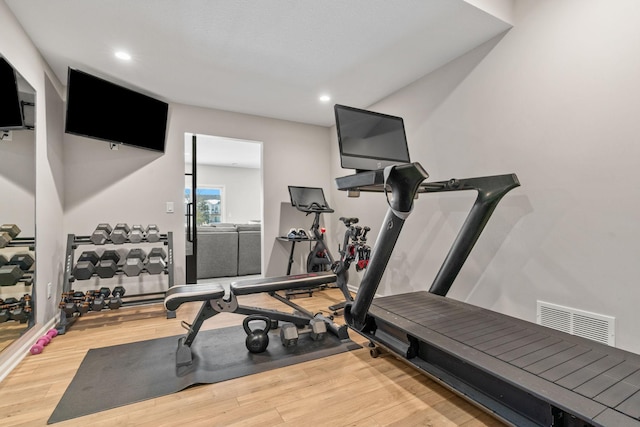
333 104 640 427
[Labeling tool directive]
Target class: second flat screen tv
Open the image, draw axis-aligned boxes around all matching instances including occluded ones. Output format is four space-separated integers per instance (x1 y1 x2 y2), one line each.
65 68 168 152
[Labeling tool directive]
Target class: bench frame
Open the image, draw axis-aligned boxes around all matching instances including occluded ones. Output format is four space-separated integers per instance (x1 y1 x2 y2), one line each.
165 272 349 367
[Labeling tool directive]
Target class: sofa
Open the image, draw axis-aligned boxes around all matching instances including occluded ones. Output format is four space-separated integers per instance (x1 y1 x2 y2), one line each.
197 223 261 279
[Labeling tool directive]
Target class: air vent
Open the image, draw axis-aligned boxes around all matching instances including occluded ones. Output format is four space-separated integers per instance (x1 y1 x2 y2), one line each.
537 301 615 346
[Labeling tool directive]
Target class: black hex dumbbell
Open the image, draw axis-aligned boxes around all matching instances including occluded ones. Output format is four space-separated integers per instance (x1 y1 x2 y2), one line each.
59 291 79 316
9 253 35 271
90 223 113 245
0 224 21 248
110 223 131 244
95 249 121 279
128 224 145 243
72 250 100 280
90 287 111 311
0 265 23 286
123 248 146 276
145 247 167 274
108 286 126 310
145 224 161 242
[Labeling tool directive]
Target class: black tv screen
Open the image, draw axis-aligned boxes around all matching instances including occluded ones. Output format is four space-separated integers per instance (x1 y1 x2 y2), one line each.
335 104 410 171
65 68 168 152
0 57 24 130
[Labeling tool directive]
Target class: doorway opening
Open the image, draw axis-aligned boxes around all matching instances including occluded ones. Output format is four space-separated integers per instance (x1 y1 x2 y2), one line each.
184 133 263 284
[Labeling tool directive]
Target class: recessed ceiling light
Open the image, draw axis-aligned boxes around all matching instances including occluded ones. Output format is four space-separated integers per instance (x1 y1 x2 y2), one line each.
319 94 331 103
115 51 132 61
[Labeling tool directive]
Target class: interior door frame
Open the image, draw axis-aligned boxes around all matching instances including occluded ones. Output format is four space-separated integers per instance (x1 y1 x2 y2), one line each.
185 134 198 283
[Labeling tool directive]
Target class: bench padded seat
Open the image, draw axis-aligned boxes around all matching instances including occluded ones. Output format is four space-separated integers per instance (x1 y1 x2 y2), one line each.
231 272 336 296
164 283 225 311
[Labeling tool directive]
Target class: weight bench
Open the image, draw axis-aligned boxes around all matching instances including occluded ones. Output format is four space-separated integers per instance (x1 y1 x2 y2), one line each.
164 271 349 367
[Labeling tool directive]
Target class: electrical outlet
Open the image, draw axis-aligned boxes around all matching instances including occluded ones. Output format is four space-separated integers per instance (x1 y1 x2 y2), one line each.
166 201 174 213
47 282 52 299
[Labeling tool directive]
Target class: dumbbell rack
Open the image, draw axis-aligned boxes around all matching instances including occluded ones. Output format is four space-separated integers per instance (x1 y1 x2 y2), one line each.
0 237 35 326
56 231 175 334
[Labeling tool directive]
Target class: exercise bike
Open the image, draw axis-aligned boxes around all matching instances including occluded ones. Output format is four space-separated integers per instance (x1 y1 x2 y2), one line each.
328 217 370 315
285 186 336 298
305 202 334 273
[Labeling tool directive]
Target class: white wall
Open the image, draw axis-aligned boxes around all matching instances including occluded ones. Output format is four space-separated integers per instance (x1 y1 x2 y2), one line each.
64 102 331 282
187 164 262 224
330 0 640 354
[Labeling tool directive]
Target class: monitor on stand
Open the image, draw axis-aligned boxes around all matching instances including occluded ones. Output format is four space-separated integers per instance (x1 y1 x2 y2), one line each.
334 104 410 173
288 186 333 213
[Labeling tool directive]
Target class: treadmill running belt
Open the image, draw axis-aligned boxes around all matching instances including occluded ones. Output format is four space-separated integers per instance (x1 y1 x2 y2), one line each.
367 291 640 426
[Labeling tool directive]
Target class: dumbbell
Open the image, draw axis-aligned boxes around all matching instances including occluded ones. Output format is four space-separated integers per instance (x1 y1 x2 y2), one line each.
72 250 100 280
128 224 145 243
0 297 20 322
90 223 113 245
108 286 126 310
9 253 35 271
280 322 299 347
0 264 23 286
308 318 327 340
279 318 327 347
145 247 167 275
122 248 146 276
90 287 111 311
95 249 121 279
0 224 21 248
110 223 130 244
77 292 92 314
0 252 36 286
59 291 86 316
30 329 59 355
145 224 161 242
10 305 31 323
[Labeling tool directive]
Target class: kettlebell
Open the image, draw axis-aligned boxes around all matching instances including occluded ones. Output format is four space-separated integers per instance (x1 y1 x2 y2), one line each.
243 315 271 353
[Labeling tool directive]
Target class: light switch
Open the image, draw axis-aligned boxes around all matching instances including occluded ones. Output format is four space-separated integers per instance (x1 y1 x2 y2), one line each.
166 202 174 213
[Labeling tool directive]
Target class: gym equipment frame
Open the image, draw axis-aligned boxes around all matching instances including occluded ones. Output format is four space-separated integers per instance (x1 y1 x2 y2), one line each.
57 230 175 334
339 163 640 427
164 271 349 367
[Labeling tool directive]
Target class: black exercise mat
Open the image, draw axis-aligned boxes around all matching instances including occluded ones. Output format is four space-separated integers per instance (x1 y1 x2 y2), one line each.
48 325 360 424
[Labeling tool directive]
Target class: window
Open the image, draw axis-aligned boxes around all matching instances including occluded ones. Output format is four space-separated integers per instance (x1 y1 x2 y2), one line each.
184 186 225 225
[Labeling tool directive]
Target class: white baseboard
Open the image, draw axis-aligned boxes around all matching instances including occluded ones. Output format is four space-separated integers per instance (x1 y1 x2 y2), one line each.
0 318 58 383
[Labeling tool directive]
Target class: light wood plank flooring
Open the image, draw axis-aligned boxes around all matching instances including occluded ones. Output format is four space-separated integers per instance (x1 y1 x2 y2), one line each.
0 288 505 426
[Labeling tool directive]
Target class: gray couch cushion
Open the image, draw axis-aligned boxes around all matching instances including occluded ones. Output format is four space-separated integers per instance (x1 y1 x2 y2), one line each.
199 224 237 233
236 223 261 232
238 231 261 276
197 231 238 278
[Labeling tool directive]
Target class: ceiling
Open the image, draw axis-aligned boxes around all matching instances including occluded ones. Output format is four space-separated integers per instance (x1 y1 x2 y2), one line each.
6 0 512 128
185 133 262 169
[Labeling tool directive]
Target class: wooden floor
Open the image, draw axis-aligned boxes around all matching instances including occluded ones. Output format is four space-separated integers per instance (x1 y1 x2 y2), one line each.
0 288 505 426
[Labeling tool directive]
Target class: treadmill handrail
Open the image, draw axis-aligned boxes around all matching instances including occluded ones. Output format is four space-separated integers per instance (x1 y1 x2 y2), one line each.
340 163 519 330
342 162 429 330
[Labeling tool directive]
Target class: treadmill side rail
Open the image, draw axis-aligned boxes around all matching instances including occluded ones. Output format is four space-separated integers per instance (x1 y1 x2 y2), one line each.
426 174 520 296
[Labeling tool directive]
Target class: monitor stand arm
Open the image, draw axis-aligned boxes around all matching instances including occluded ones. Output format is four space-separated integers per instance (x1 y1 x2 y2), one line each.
344 162 428 331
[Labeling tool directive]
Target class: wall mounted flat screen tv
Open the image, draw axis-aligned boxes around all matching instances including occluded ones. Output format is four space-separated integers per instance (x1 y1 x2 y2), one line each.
334 104 410 172
0 57 24 130
65 68 168 152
